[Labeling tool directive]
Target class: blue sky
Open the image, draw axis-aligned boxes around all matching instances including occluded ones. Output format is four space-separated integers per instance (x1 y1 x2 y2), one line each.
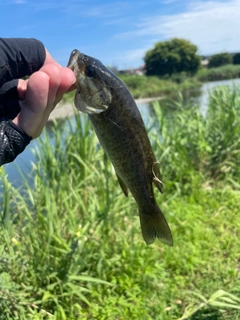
1 0 240 69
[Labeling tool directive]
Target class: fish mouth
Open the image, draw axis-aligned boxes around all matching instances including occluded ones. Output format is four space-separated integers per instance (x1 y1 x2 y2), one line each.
67 49 84 75
67 50 91 74
67 50 78 69
67 49 109 115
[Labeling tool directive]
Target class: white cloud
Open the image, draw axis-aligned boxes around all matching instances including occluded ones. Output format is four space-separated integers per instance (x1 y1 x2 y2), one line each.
118 48 147 67
118 0 240 66
159 0 240 54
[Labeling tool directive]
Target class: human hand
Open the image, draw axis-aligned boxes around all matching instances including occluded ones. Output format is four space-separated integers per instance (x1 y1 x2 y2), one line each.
0 38 76 165
13 50 76 138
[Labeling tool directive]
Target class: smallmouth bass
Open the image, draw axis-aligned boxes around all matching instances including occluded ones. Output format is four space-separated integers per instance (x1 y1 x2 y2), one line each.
67 49 173 246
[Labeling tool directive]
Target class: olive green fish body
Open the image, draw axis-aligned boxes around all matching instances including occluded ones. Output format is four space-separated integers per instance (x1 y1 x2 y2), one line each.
89 93 155 206
67 50 173 246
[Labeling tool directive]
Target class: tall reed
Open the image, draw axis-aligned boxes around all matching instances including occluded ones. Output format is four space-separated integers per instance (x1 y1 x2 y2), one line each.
0 87 240 319
151 86 240 193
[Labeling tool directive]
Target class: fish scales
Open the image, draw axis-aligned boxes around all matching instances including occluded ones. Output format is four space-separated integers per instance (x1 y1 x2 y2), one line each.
67 49 173 246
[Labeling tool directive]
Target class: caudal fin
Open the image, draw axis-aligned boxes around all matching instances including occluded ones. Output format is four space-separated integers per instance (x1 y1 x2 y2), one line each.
139 206 173 246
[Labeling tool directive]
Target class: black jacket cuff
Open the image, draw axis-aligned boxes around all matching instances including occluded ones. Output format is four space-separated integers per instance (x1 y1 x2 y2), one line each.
0 119 32 166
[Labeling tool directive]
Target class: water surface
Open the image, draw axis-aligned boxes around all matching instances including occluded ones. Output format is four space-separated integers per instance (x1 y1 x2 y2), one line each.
4 78 240 187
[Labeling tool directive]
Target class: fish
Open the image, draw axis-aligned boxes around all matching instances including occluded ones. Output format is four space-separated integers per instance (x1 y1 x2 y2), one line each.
67 49 173 246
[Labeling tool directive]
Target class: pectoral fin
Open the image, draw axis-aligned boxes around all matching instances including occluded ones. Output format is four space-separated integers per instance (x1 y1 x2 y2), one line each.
152 162 163 194
116 173 128 197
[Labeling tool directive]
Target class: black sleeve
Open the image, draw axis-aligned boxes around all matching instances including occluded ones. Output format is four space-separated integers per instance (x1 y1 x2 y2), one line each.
0 38 46 87
0 38 46 118
0 80 20 119
0 120 32 166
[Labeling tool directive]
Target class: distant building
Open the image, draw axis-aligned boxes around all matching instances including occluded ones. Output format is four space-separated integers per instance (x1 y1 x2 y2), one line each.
201 56 209 68
118 65 145 76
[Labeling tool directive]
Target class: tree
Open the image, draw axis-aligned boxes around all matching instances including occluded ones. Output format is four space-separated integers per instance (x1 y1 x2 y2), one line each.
144 38 201 77
208 53 232 68
233 53 240 65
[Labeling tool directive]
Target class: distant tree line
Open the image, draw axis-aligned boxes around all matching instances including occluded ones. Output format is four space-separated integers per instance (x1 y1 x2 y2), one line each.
144 38 240 77
208 52 240 68
144 38 201 77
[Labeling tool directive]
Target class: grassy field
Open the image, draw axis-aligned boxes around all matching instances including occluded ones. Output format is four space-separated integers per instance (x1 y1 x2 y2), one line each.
119 65 240 99
118 64 240 99
0 85 240 319
117 74 201 99
197 64 240 82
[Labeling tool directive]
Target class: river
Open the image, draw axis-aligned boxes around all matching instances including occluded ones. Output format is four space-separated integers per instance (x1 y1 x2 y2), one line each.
3 78 240 188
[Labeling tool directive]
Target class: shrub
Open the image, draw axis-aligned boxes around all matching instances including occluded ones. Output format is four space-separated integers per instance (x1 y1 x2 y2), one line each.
144 38 201 76
208 52 233 68
233 52 240 65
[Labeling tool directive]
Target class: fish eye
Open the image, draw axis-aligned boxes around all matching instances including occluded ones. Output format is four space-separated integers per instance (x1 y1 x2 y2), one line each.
85 65 96 77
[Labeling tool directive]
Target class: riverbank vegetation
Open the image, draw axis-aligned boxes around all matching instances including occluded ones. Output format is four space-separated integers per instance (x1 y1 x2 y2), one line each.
117 37 239 99
197 64 240 82
0 85 240 319
117 64 240 99
118 74 201 99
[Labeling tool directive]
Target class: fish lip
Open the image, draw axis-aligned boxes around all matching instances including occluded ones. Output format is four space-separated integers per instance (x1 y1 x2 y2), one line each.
68 50 98 73
67 50 85 78
67 49 85 71
67 49 79 69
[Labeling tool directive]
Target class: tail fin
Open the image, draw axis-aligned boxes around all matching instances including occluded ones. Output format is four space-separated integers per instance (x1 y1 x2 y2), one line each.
139 205 173 246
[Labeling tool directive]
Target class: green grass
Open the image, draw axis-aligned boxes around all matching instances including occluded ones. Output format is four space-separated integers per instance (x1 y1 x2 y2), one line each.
197 64 240 82
1 86 240 319
117 65 240 99
118 74 201 99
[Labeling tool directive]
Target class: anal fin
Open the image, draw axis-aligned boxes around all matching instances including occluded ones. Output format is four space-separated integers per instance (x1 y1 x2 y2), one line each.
152 162 163 194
